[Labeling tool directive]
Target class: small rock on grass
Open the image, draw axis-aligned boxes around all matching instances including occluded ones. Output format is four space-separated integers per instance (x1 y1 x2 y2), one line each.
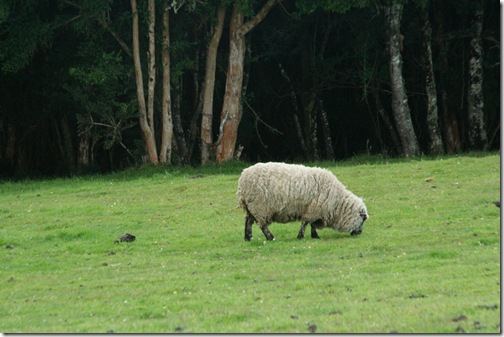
455 326 465 333
452 315 467 322
307 323 317 333
474 321 486 330
407 293 427 299
115 233 136 243
329 310 342 315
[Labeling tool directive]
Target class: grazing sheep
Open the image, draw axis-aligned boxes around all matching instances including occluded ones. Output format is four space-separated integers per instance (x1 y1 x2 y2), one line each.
237 162 368 241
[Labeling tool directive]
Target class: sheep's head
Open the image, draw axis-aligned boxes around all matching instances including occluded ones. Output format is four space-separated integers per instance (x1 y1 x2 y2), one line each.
350 205 368 235
332 194 368 235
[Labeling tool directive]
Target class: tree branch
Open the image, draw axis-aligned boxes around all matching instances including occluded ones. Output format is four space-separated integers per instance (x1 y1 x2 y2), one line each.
104 24 133 58
239 0 282 36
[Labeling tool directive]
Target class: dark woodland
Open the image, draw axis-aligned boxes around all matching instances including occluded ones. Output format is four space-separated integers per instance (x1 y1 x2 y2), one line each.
0 0 500 177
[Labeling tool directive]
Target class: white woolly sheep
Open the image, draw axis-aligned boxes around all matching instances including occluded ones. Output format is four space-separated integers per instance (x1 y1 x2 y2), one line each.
237 162 368 241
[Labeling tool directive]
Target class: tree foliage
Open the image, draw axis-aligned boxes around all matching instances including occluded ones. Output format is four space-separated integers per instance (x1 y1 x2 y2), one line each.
0 0 499 177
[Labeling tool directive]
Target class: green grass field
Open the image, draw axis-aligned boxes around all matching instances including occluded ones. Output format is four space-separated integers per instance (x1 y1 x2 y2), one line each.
0 153 500 333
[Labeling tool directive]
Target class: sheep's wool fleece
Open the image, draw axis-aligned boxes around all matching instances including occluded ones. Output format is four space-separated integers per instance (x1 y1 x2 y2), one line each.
237 162 367 232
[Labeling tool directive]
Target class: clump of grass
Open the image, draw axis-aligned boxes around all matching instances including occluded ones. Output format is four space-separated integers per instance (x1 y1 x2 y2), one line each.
0 153 500 333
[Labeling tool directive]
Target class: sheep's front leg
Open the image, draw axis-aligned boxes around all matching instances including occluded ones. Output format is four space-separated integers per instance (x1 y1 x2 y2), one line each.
260 225 275 241
297 222 308 239
244 213 255 241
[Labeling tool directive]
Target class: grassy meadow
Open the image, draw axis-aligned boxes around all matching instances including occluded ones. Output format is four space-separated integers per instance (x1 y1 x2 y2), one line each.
0 153 500 333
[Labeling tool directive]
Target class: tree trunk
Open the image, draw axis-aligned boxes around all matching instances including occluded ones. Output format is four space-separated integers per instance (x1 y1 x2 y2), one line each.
239 36 252 127
318 99 334 160
52 117 65 165
5 122 16 165
78 131 90 168
52 116 75 173
279 63 308 158
374 89 401 154
160 1 173 164
172 79 189 164
216 0 279 164
60 114 76 174
385 2 420 157
467 7 488 150
215 4 245 164
188 86 203 162
187 28 204 162
421 3 443 154
300 26 315 161
307 93 318 161
147 0 156 134
201 5 225 165
130 0 158 164
434 0 461 153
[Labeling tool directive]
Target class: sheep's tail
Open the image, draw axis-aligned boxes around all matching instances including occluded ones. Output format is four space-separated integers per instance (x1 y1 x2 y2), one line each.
237 194 248 211
236 187 247 211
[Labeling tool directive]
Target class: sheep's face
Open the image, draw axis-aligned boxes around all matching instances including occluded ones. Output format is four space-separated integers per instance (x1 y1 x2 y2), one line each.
332 195 368 235
350 205 368 235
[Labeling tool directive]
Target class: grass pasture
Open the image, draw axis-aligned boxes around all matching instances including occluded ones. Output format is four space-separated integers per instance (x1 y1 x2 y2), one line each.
0 153 500 333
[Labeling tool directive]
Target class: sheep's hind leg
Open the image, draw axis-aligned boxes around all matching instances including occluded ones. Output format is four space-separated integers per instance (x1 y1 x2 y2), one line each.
260 225 275 241
297 222 308 239
244 212 255 241
310 222 321 239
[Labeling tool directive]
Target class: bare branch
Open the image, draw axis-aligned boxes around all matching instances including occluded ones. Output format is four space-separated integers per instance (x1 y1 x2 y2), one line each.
244 100 283 135
239 0 282 36
104 25 132 58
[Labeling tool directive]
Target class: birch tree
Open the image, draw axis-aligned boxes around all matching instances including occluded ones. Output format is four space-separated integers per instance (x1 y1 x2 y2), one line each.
130 0 174 164
385 1 420 156
433 0 461 153
131 0 158 164
467 5 488 150
201 5 226 165
160 1 174 163
215 0 280 164
421 1 443 154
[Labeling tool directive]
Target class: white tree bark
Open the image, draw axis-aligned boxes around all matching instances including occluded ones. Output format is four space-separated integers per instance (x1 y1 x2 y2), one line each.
201 5 225 165
386 2 420 157
467 7 488 150
422 3 443 154
130 0 158 164
160 0 173 163
216 0 280 164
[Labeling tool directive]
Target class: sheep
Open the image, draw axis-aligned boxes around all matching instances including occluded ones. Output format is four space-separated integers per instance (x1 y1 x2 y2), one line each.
237 162 368 241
